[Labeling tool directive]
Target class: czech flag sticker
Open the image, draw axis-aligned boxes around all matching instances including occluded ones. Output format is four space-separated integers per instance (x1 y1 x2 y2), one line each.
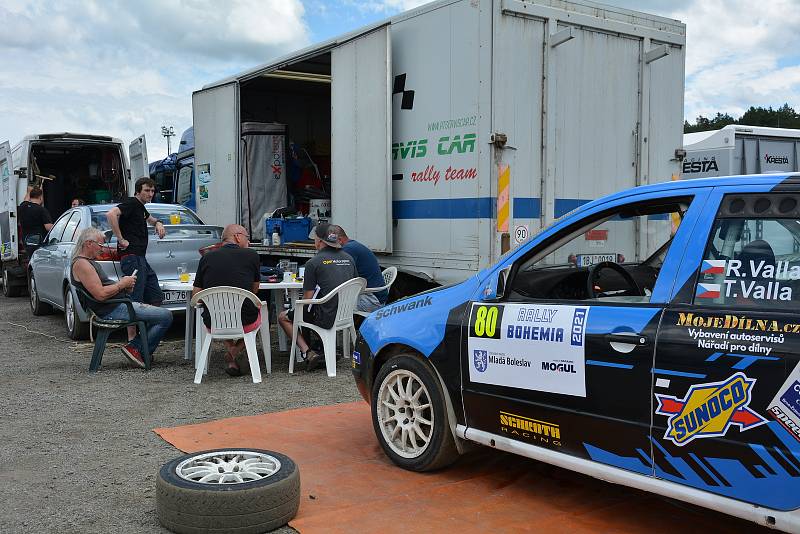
696 283 721 299
701 260 726 274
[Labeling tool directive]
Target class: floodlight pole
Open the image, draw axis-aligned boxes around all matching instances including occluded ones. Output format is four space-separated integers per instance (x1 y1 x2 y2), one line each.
161 125 175 155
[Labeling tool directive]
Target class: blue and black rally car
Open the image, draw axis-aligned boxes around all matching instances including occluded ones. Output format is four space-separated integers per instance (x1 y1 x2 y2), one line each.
353 174 800 531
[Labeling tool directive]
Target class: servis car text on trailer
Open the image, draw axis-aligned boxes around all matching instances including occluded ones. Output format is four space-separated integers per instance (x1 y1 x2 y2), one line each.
192 0 686 293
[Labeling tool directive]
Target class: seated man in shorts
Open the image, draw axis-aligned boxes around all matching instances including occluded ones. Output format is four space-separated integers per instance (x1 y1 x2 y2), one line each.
278 223 356 371
192 224 261 376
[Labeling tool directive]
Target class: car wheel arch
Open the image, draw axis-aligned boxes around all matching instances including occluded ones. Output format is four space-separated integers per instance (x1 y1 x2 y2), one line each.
372 344 468 455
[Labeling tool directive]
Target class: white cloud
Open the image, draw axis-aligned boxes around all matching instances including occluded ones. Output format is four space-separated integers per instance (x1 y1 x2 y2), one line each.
340 0 431 14
666 0 800 121
0 0 310 159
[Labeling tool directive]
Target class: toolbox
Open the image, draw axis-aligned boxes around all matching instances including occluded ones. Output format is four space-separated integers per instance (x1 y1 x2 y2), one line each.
265 217 313 244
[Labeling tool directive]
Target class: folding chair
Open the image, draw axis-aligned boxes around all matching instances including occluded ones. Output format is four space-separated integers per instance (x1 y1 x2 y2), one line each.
289 277 366 377
354 266 398 319
74 286 151 372
190 286 270 384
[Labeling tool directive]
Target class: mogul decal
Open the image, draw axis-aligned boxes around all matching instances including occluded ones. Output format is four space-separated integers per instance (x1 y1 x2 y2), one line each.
468 303 588 396
499 411 562 447
655 373 766 446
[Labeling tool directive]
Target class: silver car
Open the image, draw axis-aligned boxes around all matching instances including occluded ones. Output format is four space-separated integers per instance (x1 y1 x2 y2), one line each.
27 203 222 339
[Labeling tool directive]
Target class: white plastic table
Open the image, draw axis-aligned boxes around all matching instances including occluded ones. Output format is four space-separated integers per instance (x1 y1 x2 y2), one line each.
163 278 304 362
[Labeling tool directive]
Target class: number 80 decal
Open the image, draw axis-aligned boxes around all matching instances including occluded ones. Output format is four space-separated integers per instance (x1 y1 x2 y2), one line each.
470 304 504 339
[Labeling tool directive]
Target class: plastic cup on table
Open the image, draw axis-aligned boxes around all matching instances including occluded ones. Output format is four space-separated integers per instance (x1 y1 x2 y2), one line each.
178 263 190 283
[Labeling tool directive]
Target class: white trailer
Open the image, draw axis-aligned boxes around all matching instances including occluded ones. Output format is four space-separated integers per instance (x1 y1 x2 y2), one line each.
682 125 800 178
192 0 686 292
0 133 143 296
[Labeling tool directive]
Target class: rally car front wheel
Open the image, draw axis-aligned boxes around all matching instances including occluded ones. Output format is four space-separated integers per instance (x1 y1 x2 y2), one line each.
372 353 459 472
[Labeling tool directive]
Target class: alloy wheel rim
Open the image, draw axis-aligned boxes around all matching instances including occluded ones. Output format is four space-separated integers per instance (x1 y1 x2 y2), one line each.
66 291 75 331
175 451 282 485
30 275 37 308
376 369 434 459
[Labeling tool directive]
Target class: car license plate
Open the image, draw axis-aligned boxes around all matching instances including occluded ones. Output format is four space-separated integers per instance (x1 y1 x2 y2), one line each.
163 290 188 303
576 254 617 267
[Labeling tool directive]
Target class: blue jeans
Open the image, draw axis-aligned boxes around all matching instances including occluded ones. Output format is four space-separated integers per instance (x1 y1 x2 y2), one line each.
357 293 382 313
120 255 162 305
105 302 173 354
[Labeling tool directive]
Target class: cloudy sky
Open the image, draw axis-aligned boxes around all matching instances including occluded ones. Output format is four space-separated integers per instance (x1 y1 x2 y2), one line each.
1 0 798 160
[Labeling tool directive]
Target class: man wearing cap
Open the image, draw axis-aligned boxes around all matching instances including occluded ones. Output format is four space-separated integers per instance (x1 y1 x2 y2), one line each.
277 223 356 370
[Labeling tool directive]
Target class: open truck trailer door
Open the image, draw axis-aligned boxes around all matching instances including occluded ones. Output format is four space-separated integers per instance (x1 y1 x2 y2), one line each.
0 141 17 262
129 134 149 185
331 25 393 253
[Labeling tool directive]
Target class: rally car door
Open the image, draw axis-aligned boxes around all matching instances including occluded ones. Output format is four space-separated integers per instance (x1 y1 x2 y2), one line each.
461 190 709 473
652 187 800 511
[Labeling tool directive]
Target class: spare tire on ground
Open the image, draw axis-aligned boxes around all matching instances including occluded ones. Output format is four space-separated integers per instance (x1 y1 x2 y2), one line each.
156 448 300 534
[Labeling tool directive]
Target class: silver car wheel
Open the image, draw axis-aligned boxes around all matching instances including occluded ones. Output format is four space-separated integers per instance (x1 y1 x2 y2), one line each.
65 290 76 332
29 274 37 307
376 369 434 459
175 450 282 485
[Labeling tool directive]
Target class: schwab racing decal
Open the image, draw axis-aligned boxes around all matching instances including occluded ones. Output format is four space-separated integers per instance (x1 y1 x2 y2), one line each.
499 411 562 447
467 303 588 397
655 372 767 446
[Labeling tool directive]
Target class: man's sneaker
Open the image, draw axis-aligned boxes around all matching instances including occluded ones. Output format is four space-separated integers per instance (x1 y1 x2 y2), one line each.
121 344 146 369
305 349 323 372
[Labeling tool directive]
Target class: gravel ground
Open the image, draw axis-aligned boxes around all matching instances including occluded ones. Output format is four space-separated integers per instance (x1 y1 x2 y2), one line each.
0 292 361 534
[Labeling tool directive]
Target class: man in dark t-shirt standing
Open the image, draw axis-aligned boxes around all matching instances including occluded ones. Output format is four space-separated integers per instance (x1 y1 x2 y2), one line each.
107 177 166 342
278 223 356 371
18 187 53 257
192 224 261 377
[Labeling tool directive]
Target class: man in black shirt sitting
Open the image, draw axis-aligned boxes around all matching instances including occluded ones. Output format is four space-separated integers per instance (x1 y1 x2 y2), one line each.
18 187 53 257
192 224 262 376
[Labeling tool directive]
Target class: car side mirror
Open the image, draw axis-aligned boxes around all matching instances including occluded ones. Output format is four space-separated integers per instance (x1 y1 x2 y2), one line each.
496 265 512 299
24 234 42 247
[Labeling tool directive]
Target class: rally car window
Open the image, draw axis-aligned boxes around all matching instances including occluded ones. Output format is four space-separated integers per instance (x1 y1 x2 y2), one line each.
508 200 689 303
695 216 800 310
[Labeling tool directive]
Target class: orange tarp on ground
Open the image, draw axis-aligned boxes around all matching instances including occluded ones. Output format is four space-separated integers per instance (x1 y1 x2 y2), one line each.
154 402 760 533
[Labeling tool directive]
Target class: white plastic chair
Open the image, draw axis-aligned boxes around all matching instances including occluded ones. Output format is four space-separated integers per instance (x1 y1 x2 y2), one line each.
190 286 271 384
354 266 398 319
289 277 366 377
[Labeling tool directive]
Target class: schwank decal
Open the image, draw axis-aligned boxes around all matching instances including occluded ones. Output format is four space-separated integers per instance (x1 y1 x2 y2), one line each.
655 372 766 446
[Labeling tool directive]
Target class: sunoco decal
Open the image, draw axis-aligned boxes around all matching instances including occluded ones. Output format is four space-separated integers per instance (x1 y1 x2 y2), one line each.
655 372 766 446
467 303 588 397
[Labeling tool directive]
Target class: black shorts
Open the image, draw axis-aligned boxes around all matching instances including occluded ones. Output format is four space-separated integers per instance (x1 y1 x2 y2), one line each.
286 305 328 329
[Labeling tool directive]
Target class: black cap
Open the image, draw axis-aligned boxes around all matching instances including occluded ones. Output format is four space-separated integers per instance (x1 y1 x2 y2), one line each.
309 223 341 248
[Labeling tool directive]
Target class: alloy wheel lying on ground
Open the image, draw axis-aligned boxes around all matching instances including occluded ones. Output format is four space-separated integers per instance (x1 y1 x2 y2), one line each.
156 449 300 534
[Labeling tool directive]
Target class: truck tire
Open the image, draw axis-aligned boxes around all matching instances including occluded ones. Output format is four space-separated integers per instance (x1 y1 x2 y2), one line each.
29 271 53 315
156 449 300 534
372 353 459 472
64 288 89 340
2 266 25 297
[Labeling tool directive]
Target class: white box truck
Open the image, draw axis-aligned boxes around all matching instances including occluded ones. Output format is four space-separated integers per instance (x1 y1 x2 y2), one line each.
682 125 800 178
192 0 686 293
0 133 148 296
